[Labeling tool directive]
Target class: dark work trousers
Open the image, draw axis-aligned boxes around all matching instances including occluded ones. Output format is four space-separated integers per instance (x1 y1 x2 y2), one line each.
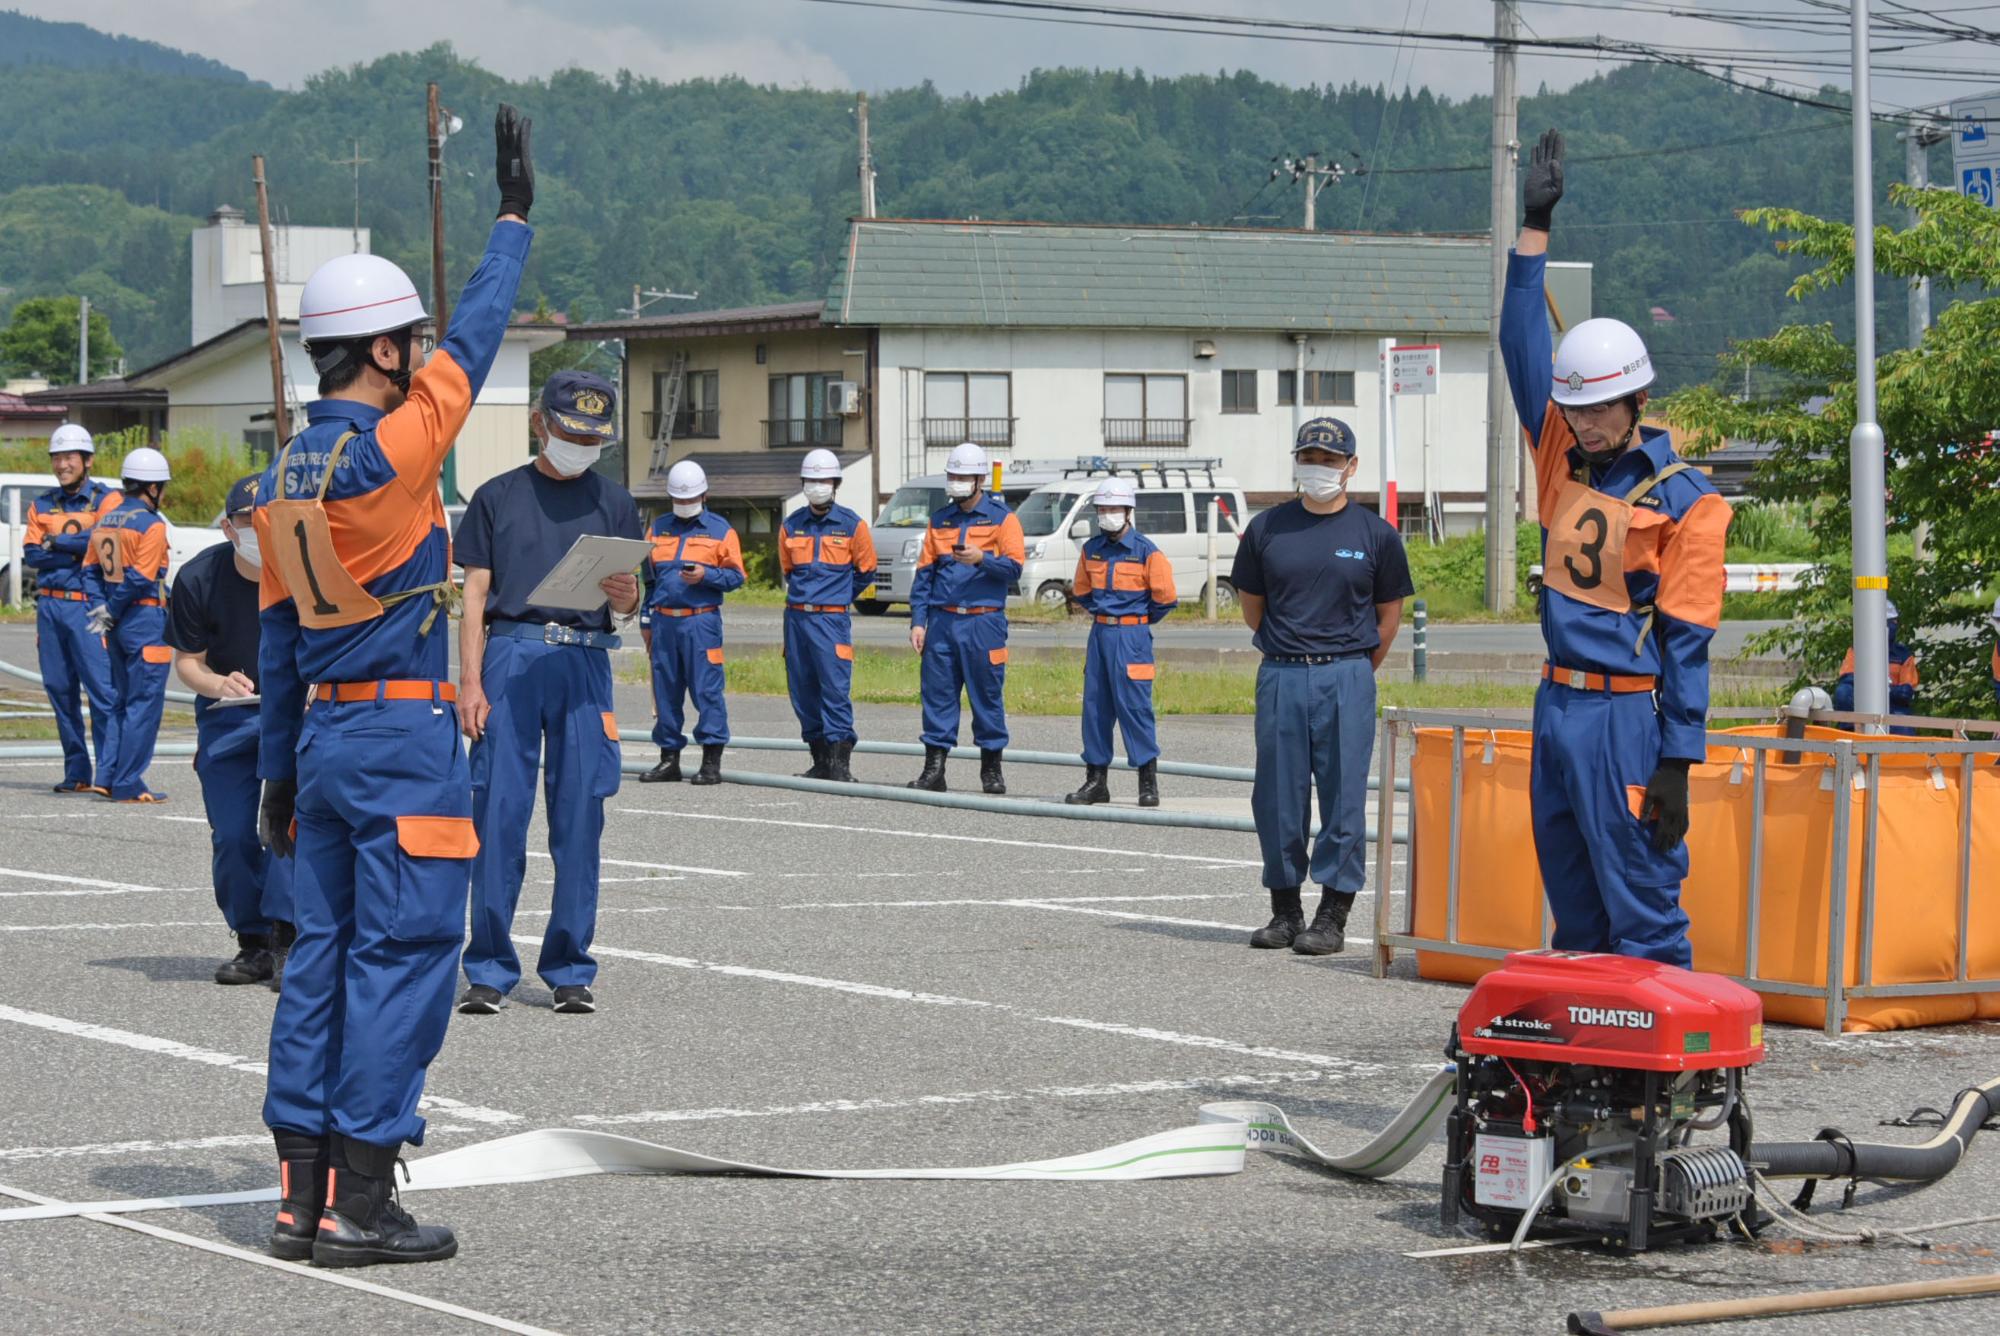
1251 655 1376 893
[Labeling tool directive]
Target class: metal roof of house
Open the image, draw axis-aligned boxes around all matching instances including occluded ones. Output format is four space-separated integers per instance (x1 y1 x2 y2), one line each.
569 301 827 341
823 219 1493 334
642 449 871 502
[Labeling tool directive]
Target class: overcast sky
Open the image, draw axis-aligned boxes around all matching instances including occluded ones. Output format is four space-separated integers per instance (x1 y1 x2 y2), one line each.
23 0 2000 109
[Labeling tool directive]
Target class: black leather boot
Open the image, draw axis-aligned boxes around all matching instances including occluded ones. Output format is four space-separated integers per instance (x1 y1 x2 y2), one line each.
979 748 1006 795
268 1131 328 1262
797 740 830 779
639 748 682 783
313 1134 457 1268
689 744 725 786
1249 887 1304 949
266 921 296 995
214 933 274 986
1136 760 1160 808
907 745 948 792
1292 890 1356 956
1064 764 1110 806
825 740 856 783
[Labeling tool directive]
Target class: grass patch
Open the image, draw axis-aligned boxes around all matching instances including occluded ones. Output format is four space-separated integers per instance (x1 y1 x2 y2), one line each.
629 649 1798 717
0 603 37 624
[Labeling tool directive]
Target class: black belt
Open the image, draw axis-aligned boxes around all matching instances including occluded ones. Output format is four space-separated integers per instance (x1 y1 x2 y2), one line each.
487 619 622 651
1263 650 1370 665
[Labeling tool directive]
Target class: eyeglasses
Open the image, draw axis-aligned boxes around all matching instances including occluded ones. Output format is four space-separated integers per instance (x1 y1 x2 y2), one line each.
415 330 438 356
1559 400 1625 422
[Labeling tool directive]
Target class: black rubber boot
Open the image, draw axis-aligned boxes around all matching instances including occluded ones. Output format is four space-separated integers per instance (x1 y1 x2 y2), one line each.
689 744 725 786
907 745 948 792
1248 887 1304 949
1136 760 1160 809
825 740 856 783
1292 890 1356 956
215 933 274 986
269 1131 328 1262
313 1134 458 1268
266 921 296 995
979 748 1006 795
1064 764 1110 806
638 748 682 783
797 741 830 779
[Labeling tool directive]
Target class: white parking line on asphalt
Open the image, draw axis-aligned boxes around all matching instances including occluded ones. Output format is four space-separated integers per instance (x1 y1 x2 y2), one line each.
0 1003 521 1126
619 808 1263 867
0 920 216 933
561 938 1367 1070
0 1125 481 1164
526 850 743 877
717 892 1239 911
0 868 205 897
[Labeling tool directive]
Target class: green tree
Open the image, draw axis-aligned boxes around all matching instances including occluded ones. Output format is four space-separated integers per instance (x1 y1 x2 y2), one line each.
0 295 122 381
1662 187 2000 718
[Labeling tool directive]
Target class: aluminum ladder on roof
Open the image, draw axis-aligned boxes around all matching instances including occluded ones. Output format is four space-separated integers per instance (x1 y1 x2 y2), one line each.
645 350 689 482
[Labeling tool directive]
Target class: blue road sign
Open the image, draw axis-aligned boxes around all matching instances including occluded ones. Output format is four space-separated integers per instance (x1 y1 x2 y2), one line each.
1965 167 1995 207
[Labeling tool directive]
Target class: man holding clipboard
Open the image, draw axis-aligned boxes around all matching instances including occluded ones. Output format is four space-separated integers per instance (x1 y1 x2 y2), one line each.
455 369 643 1017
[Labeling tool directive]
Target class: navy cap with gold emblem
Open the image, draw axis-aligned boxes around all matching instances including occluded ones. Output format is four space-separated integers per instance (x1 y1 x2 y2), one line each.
542 369 619 441
224 473 263 517
1293 416 1356 455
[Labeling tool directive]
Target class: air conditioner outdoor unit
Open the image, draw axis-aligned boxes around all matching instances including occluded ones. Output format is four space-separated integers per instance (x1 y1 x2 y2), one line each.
830 380 862 416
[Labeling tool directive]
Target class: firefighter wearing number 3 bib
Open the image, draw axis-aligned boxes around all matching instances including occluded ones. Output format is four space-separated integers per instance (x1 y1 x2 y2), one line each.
251 105 536 1270
1500 128 1732 968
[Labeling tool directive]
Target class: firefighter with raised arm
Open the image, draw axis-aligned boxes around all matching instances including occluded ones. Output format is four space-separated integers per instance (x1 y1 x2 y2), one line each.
1499 129 1732 968
253 105 535 1269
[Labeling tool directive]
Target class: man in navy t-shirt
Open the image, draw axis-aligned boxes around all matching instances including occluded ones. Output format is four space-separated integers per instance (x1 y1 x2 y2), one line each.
1230 416 1413 955
454 370 643 1017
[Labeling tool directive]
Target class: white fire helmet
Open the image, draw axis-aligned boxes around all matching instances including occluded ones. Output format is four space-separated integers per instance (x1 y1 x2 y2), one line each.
1093 477 1136 508
298 253 427 350
121 447 172 483
665 460 708 500
1551 318 1656 408
944 442 989 476
800 448 843 481
48 423 94 456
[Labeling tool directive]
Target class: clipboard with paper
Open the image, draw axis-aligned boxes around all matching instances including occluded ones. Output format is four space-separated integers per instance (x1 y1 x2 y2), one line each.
525 535 654 613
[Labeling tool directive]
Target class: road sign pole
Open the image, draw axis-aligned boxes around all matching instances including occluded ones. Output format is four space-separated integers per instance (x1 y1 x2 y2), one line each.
1849 0 1889 721
1379 337 1397 524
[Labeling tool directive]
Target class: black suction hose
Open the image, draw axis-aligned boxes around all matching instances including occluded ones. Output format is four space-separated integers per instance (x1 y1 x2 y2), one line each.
1752 1075 2000 1183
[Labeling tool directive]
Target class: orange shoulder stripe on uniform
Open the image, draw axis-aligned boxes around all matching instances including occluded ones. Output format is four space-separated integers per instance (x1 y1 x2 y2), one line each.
718 528 747 577
995 513 1026 563
1890 656 1920 688
1145 548 1176 603
22 503 51 548
1071 551 1094 597
321 478 441 588
375 349 474 494
850 520 877 575
129 521 168 578
1529 408 1578 527
1655 491 1731 630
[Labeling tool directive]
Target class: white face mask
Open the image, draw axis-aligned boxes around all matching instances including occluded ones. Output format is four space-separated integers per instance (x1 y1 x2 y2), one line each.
230 524 261 569
1097 510 1128 534
803 482 835 507
1295 463 1350 502
541 434 603 478
945 478 977 500
672 500 704 520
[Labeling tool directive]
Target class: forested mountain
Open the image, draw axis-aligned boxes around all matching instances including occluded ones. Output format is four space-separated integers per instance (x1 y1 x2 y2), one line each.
0 9 254 82
0 18 1945 387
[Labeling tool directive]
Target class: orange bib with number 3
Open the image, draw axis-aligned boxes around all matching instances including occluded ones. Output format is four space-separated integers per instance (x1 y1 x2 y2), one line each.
266 432 387 630
93 528 127 584
1543 480 1635 614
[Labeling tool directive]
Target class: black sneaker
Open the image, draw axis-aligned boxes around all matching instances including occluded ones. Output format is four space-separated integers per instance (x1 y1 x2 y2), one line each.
215 935 275 985
552 985 596 1014
456 984 507 1015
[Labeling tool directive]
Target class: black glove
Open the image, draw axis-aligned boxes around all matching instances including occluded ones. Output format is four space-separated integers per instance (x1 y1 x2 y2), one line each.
260 777 298 859
1638 758 1691 853
1523 127 1565 233
495 103 534 219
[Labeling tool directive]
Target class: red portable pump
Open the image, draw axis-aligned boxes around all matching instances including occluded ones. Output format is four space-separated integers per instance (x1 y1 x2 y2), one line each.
1442 951 1765 1251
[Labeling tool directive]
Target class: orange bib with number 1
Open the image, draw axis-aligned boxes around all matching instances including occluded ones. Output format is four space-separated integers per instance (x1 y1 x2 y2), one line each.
265 431 386 630
1541 461 1693 616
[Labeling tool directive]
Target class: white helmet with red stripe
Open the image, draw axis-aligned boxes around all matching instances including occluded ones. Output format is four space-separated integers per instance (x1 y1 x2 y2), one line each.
298 253 427 349
1551 318 1655 407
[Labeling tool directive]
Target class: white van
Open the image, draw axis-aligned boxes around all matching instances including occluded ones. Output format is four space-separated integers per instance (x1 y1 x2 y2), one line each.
0 471 228 598
862 460 1072 614
1010 461 1249 610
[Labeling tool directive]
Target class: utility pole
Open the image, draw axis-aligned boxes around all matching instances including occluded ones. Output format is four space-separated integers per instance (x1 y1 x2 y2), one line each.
1483 0 1520 612
252 155 291 449
856 92 878 218
77 296 89 386
1904 111 1945 562
1273 154 1343 230
1847 0 1889 721
428 83 458 503
331 138 370 253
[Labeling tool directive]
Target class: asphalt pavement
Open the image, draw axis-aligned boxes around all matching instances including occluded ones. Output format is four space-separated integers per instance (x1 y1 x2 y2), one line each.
0 685 1996 1336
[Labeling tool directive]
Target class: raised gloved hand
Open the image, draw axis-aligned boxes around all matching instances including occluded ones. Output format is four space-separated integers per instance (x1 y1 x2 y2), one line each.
1638 757 1691 852
1523 127 1565 233
85 604 113 636
495 103 534 220
260 777 298 859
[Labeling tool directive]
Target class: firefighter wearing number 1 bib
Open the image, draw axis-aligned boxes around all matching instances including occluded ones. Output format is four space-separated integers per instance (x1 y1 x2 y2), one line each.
1500 128 1732 968
251 105 536 1270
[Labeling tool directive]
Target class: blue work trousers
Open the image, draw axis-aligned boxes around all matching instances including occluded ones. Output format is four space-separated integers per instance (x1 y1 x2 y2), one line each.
649 611 728 750
195 702 294 935
1251 656 1375 893
1530 681 1692 967
919 609 1008 751
784 608 856 745
104 606 168 800
36 595 119 789
264 690 474 1149
1081 622 1159 768
464 637 620 995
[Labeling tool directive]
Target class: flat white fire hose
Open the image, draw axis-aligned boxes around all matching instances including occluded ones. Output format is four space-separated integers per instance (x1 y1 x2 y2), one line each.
0 1068 1455 1223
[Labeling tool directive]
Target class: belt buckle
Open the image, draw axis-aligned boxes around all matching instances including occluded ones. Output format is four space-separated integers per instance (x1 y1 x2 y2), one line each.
544 621 575 647
1567 669 1588 690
